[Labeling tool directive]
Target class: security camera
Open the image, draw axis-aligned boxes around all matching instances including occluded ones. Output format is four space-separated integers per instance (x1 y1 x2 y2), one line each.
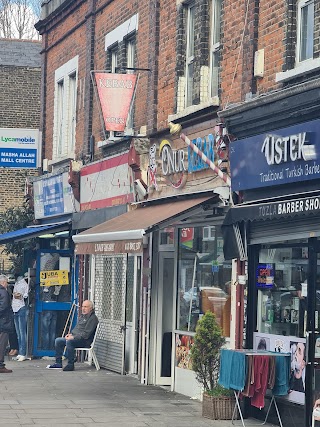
134 179 147 200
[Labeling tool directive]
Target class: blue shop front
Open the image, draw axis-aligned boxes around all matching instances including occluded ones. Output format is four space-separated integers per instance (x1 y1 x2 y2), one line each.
0 170 79 358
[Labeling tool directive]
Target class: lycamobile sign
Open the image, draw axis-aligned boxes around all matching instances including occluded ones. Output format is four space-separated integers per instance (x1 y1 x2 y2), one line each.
0 136 36 143
0 128 40 169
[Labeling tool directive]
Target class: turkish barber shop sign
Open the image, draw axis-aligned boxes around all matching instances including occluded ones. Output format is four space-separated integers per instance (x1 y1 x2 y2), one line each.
230 119 320 191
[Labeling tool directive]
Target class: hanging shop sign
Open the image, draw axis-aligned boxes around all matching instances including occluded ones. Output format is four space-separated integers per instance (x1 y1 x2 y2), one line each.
40 269 69 286
94 72 137 132
230 118 320 191
33 172 79 219
0 128 41 168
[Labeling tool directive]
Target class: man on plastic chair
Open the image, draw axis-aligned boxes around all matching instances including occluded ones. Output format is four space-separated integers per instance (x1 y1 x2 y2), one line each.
47 300 98 372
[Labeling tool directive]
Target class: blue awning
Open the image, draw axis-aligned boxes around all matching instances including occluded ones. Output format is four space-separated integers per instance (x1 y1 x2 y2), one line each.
0 222 71 244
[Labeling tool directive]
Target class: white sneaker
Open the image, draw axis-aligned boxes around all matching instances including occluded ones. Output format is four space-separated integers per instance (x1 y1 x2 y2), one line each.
12 355 22 361
17 355 26 361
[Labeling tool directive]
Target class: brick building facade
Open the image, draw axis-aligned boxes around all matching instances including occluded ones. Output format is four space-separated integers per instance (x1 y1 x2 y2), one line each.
0 40 40 271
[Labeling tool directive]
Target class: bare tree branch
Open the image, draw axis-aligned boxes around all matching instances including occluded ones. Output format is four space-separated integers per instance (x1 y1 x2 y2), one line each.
0 0 42 39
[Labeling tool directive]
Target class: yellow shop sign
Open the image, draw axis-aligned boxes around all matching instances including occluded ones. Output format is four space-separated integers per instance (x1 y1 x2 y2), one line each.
40 270 69 287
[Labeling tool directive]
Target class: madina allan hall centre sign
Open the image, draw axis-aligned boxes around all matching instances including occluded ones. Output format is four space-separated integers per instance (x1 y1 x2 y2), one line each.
0 128 41 168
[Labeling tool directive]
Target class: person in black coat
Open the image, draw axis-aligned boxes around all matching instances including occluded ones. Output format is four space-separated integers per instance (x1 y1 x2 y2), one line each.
0 274 14 373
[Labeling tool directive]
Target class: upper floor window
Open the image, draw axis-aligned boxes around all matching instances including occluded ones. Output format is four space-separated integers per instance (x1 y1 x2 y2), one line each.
297 0 314 63
53 56 78 160
126 36 136 132
210 0 221 97
185 4 195 107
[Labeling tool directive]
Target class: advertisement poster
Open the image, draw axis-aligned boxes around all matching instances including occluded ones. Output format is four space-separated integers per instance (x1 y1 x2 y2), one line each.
176 334 194 370
254 332 305 405
40 270 69 287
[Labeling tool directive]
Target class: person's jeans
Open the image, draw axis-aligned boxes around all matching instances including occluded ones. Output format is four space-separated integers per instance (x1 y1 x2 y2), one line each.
41 311 57 350
55 337 90 364
14 305 27 356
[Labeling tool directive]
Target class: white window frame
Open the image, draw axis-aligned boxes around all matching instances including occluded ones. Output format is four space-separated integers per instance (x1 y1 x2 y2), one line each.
209 0 221 98
126 36 136 133
185 3 195 108
296 0 314 65
53 56 78 160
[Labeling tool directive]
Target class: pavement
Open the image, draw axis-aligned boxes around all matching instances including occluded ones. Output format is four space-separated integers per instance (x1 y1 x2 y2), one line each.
0 358 278 427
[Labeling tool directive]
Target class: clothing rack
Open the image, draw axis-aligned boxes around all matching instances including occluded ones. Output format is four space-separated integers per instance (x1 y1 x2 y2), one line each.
219 349 291 427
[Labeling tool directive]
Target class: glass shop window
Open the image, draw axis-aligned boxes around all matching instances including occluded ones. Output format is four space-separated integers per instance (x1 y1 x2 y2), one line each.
177 225 232 336
256 246 308 338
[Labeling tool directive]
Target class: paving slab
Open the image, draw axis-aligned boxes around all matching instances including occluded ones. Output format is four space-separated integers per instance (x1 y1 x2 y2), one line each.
0 358 278 427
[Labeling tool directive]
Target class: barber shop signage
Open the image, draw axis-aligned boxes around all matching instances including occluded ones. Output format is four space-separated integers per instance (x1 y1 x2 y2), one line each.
230 119 320 191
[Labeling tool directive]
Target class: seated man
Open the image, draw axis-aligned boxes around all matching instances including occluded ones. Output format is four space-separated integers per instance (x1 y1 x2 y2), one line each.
47 300 98 371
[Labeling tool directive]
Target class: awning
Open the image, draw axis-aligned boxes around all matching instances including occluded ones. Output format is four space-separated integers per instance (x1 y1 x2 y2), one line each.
223 193 320 226
222 193 320 260
73 196 215 254
0 222 71 244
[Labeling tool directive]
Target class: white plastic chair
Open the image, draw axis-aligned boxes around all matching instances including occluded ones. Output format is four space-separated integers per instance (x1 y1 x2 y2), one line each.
76 323 100 370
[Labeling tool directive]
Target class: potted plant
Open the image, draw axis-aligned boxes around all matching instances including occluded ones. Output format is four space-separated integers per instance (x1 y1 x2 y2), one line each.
190 311 237 420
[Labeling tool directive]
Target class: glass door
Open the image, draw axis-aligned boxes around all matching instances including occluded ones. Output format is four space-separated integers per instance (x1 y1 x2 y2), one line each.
308 239 320 427
33 249 74 357
155 252 174 385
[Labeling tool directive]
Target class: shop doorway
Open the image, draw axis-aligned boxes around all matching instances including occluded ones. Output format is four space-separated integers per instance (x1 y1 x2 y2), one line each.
93 254 141 375
307 239 320 427
155 252 174 386
33 249 74 357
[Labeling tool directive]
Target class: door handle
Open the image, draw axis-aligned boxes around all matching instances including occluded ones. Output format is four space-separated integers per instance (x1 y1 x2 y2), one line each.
119 325 127 333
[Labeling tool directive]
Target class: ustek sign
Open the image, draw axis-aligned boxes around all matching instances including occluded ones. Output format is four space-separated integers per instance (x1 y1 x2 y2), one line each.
0 128 41 168
230 119 320 191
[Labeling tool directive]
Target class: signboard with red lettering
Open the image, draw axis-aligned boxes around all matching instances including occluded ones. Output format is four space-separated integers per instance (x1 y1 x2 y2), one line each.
94 73 137 132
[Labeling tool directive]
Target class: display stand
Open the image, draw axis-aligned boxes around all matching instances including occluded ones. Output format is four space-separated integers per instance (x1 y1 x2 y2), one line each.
221 350 290 427
232 391 284 427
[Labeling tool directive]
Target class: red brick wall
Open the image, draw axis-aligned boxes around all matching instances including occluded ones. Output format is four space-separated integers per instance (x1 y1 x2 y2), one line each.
220 0 287 107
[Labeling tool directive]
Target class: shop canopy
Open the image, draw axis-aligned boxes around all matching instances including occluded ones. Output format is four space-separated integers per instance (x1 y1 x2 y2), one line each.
73 195 218 255
222 192 320 260
0 221 71 244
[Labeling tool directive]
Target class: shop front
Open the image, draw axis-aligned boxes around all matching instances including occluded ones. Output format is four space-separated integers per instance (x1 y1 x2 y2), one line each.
145 119 237 398
72 196 224 378
224 118 320 427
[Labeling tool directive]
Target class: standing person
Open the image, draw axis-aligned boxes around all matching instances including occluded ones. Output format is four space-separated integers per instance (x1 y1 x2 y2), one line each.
7 277 18 356
12 275 29 361
0 274 14 373
47 300 98 371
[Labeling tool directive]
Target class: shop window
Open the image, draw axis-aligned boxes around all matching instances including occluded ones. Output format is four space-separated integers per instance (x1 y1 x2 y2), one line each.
159 228 175 246
177 225 232 336
256 246 308 339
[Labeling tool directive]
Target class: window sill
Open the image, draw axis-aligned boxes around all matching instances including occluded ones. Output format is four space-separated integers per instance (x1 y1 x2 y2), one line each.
49 155 74 167
276 58 320 83
168 97 219 123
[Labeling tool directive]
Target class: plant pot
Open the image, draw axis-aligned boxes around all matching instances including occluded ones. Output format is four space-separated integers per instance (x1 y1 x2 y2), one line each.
202 393 239 420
